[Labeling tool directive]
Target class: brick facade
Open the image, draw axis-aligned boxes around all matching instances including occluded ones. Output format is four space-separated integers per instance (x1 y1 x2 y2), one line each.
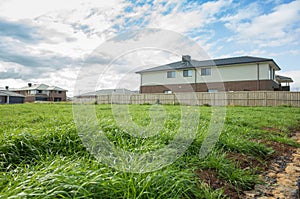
49 91 67 101
24 96 35 103
140 80 280 93
0 96 5 103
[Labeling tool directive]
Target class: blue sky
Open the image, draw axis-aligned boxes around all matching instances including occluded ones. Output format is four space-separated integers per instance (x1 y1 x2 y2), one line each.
0 0 299 95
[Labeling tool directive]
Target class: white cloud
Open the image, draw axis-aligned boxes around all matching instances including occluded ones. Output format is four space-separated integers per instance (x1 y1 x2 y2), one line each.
0 0 129 58
30 66 81 96
0 78 27 89
222 2 260 23
148 0 232 33
0 0 124 20
223 0 300 46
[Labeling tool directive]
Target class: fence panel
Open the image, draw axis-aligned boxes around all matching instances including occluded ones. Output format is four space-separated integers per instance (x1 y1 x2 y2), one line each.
82 91 300 107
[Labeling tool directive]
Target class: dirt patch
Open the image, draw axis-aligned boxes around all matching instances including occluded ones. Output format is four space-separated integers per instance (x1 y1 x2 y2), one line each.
196 124 300 199
288 123 300 138
262 126 283 133
226 152 266 170
261 140 296 157
243 126 300 198
197 169 242 199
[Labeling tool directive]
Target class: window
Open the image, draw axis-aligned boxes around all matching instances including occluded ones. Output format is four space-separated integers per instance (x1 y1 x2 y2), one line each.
29 90 36 94
201 68 211 76
164 90 172 94
54 97 61 101
269 67 273 80
208 89 218 93
35 96 48 101
167 71 176 78
183 70 192 77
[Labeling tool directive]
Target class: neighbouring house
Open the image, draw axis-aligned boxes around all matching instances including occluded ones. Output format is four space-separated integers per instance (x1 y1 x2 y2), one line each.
77 88 138 97
275 75 294 91
136 55 293 93
74 88 138 103
0 87 25 104
11 83 67 102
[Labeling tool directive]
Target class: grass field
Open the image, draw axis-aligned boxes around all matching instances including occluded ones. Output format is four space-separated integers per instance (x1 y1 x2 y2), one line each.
0 103 300 198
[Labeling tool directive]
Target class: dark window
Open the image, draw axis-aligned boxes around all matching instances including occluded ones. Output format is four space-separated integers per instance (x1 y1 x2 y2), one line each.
183 70 192 77
167 71 176 78
35 96 48 101
37 90 42 94
201 68 211 76
58 91 62 94
54 97 61 101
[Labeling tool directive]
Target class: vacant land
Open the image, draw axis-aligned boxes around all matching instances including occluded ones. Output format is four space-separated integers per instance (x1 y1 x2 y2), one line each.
0 104 299 198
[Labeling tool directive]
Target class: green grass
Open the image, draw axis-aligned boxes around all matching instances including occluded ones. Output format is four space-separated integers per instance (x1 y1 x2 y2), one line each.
0 103 299 198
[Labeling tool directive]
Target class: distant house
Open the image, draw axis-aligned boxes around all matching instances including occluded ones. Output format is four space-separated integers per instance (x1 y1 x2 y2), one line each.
136 55 293 93
12 83 67 102
0 87 24 104
77 88 138 97
275 75 294 91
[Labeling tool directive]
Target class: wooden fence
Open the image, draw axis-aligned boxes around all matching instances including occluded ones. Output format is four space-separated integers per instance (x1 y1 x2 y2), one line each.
76 91 300 107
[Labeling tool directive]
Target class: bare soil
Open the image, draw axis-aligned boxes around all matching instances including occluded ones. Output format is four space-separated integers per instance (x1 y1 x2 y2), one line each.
197 169 240 199
196 124 300 199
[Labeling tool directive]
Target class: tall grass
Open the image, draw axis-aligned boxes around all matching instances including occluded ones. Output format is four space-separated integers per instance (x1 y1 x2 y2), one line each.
0 104 299 198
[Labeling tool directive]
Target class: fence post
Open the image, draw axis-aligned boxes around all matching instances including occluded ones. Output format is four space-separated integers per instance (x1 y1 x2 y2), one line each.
247 92 249 106
173 94 176 105
264 91 267 106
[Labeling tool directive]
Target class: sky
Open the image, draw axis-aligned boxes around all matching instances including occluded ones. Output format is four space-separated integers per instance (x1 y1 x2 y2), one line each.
0 0 299 96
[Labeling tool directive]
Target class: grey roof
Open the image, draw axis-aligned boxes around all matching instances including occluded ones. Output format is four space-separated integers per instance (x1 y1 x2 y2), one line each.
79 88 137 97
11 84 67 91
276 75 293 83
136 56 281 73
0 90 25 97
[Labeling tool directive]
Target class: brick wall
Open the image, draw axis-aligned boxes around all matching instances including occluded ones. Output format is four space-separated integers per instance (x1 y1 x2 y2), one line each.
0 96 5 103
49 91 67 101
24 96 35 102
140 80 279 93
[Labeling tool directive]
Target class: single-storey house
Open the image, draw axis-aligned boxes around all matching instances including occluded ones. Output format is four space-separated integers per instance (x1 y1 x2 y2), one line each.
136 55 293 93
11 83 67 102
77 88 138 97
0 88 25 104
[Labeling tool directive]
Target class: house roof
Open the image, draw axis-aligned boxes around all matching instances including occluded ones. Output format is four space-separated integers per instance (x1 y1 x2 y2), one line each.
11 84 67 91
276 75 294 83
78 88 137 97
136 56 281 73
0 90 25 97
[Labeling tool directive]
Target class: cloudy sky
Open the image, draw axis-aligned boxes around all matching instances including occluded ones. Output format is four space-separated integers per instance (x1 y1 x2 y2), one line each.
0 0 299 96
